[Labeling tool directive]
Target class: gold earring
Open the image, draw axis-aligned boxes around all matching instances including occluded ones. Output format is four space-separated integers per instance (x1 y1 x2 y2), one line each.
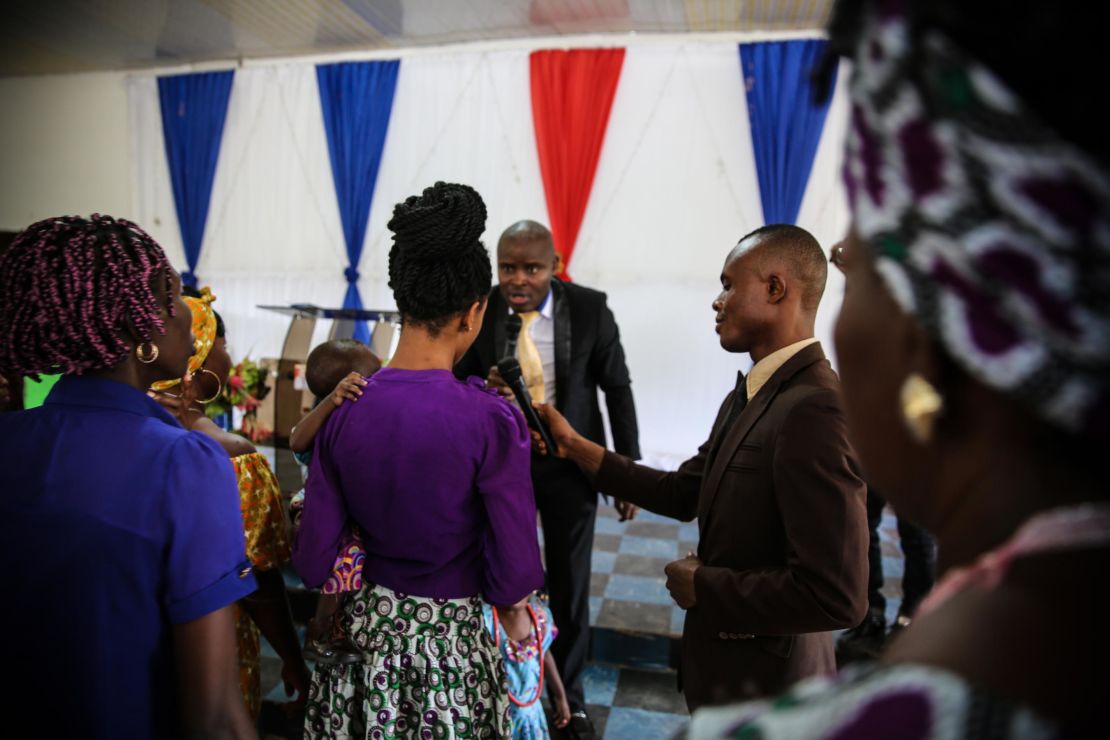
196 368 223 404
136 342 159 363
900 373 943 443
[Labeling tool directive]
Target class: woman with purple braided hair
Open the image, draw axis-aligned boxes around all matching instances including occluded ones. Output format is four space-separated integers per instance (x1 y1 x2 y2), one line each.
686 0 1108 738
0 215 256 738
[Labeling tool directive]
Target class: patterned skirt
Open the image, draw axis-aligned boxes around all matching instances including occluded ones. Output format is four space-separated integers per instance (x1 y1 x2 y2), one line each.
304 582 511 739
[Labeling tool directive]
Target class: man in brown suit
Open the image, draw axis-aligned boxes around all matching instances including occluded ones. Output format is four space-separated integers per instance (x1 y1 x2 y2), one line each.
537 224 868 711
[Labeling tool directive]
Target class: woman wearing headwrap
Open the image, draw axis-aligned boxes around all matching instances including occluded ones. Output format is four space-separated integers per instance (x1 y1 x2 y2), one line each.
687 0 1108 737
153 287 310 720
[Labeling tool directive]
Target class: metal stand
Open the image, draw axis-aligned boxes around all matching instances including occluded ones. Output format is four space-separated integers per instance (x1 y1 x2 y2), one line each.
259 305 401 445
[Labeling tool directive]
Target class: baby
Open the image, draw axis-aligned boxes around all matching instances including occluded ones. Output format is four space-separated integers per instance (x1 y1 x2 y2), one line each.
289 338 381 663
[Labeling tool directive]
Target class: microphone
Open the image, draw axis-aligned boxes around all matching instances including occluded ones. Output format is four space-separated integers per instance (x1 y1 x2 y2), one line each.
496 357 558 455
504 313 522 359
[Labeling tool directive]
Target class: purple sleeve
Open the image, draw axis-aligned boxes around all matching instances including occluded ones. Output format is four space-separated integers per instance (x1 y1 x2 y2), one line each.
292 412 348 589
478 399 544 606
163 433 257 624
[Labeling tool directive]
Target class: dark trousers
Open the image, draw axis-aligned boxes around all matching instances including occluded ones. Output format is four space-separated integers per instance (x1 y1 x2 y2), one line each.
533 456 597 713
866 488 936 618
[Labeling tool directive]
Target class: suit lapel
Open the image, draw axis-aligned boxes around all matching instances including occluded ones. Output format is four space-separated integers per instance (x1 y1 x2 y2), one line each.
490 288 508 365
697 343 827 525
552 280 571 412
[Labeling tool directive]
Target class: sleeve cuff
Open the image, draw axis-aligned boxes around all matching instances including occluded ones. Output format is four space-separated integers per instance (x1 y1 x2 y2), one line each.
595 450 626 492
166 559 258 624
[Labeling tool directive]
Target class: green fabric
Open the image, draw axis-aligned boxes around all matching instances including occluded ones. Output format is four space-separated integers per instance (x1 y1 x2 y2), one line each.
23 374 60 409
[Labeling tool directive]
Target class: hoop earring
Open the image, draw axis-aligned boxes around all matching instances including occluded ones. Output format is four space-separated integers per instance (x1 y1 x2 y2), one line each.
136 342 159 363
196 368 223 405
900 373 943 444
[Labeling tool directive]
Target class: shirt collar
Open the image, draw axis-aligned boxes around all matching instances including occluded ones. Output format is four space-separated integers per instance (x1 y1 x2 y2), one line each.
746 338 819 401
45 375 183 427
537 288 554 319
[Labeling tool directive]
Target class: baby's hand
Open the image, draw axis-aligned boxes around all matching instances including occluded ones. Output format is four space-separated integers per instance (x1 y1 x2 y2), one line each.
330 371 368 407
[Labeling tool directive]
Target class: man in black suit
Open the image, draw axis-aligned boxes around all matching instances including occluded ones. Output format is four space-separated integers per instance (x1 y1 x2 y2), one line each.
455 220 640 735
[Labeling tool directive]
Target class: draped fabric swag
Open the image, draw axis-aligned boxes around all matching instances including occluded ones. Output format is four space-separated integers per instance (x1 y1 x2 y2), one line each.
530 49 625 280
157 70 235 287
317 60 401 342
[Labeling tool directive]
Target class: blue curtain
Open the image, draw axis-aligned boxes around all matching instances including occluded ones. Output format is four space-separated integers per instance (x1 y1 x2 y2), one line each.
317 60 400 344
157 70 235 287
739 40 836 225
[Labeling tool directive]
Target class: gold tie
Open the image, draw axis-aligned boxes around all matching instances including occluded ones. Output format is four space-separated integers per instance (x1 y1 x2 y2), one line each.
517 310 545 403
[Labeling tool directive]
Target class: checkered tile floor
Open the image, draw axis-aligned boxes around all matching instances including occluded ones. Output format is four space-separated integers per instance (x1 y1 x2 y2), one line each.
258 446 908 739
586 504 700 639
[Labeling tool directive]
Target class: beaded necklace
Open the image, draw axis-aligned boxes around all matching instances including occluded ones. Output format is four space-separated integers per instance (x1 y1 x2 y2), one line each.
492 603 545 708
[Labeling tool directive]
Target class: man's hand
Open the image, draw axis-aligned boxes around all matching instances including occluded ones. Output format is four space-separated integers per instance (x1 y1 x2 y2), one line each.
664 552 702 609
614 500 638 522
484 366 514 399
330 371 367 407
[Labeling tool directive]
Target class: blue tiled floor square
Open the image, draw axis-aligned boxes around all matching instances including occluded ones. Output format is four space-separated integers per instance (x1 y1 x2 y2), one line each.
582 663 620 707
604 707 688 739
633 509 674 525
604 574 671 605
882 555 905 579
595 517 626 535
618 536 678 559
670 607 685 636
589 595 603 623
592 550 617 574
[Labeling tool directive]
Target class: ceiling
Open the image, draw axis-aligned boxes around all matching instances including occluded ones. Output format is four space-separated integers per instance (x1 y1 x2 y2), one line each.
1 0 832 77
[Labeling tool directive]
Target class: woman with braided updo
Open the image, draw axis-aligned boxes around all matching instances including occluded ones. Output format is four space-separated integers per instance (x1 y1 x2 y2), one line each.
0 215 256 738
293 182 543 739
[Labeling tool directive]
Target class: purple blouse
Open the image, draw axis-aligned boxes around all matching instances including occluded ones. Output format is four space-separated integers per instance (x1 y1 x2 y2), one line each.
292 367 543 606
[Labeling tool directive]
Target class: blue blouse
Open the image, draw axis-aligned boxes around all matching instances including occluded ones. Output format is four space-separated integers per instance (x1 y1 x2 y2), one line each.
0 375 256 737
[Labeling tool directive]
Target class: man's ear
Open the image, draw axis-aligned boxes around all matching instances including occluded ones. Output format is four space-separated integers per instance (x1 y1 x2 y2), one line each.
553 251 565 276
767 273 787 304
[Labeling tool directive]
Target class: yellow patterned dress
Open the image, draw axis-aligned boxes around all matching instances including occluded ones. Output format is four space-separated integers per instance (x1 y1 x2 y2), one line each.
231 451 292 719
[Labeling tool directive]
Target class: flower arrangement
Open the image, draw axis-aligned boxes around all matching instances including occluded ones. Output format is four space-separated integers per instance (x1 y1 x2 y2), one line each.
207 358 273 443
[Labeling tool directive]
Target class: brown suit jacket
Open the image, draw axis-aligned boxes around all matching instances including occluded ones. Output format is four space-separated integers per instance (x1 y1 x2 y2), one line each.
595 342 868 710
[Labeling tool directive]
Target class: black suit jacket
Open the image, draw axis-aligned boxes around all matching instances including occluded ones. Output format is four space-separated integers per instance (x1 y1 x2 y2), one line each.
455 279 640 460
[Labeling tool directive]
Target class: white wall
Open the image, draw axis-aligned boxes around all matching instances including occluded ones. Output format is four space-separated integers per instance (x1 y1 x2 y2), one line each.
0 72 134 230
2 37 850 466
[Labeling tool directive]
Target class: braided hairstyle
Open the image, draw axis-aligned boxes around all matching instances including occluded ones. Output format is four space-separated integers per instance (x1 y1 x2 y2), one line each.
387 182 492 335
0 214 176 377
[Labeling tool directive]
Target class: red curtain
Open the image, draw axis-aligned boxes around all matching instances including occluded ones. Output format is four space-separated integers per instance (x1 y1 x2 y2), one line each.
530 48 625 280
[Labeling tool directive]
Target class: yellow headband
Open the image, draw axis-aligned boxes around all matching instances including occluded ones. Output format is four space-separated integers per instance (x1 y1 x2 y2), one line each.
151 286 218 391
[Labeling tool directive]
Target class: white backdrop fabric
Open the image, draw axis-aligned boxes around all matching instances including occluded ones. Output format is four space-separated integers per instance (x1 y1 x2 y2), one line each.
127 40 850 467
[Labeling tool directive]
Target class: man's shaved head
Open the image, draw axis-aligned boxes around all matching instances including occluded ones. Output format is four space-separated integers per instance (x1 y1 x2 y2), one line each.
731 224 828 314
498 220 555 257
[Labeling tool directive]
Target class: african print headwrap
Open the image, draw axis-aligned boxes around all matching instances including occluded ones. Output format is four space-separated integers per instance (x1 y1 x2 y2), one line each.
843 4 1110 438
151 286 218 391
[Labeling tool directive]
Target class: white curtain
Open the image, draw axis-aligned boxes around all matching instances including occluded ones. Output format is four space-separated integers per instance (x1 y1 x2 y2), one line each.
127 39 850 466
